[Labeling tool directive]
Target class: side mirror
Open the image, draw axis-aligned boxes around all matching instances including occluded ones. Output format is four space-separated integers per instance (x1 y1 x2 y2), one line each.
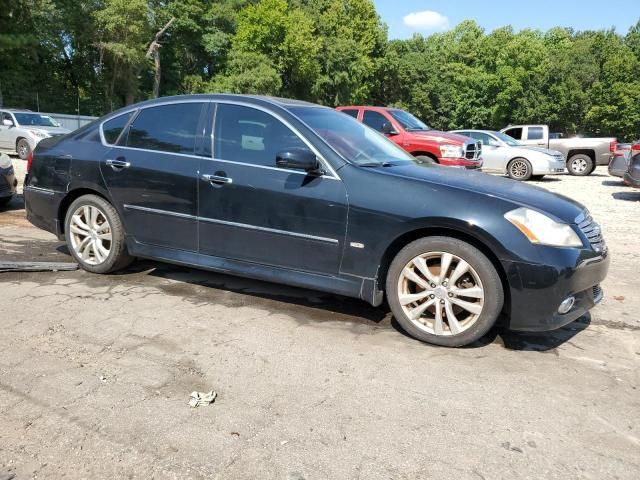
276 148 322 173
381 122 398 136
2 119 14 127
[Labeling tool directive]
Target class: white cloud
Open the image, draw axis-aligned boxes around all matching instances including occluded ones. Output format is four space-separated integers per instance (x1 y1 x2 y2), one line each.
403 10 450 31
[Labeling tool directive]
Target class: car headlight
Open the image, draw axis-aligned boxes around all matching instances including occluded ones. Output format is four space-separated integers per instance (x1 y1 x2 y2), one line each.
504 207 583 247
439 144 464 158
29 129 49 139
0 153 12 169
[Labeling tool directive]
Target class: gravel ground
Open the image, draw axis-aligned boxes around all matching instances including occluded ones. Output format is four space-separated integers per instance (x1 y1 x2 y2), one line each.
1 160 639 480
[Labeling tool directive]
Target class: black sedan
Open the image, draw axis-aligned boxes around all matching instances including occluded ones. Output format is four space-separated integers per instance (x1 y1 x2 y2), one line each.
0 153 17 207
24 95 609 347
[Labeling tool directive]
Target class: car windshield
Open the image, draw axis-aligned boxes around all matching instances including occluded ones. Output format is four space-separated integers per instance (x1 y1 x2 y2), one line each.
290 106 417 166
13 113 59 127
493 131 522 146
389 110 431 132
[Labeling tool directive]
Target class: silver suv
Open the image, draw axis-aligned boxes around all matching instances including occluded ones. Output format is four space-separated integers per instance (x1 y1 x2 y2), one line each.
0 109 71 160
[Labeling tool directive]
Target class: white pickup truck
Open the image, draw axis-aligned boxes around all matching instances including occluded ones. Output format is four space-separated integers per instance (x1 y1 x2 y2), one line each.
500 125 616 176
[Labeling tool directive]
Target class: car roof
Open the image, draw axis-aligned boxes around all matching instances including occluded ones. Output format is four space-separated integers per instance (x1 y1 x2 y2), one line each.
2 109 33 112
101 94 327 122
453 129 498 134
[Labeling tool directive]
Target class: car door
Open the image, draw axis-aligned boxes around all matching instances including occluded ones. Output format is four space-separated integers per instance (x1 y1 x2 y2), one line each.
522 126 547 147
198 102 348 276
100 101 206 252
362 110 404 147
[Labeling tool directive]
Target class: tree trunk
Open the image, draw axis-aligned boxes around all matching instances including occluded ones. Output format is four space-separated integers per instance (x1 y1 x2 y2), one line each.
146 17 175 99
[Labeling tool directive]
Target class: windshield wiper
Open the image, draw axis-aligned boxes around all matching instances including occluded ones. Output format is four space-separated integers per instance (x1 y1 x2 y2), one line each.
359 161 394 167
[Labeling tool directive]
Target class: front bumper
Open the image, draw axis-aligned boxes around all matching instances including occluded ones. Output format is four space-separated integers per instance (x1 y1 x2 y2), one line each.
439 157 483 169
503 248 610 332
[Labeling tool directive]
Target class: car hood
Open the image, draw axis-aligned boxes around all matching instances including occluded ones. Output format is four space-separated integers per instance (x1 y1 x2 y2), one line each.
27 126 71 135
410 130 472 144
374 163 584 223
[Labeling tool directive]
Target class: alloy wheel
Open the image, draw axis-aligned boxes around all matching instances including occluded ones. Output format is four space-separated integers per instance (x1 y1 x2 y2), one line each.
397 251 485 336
509 160 529 179
69 205 112 265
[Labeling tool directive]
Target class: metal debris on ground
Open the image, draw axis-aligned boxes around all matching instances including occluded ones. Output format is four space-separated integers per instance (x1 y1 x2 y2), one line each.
0 261 79 273
188 390 217 408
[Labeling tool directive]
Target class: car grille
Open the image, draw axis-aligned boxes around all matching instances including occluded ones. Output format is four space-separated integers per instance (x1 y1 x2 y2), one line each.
576 211 606 254
465 142 481 160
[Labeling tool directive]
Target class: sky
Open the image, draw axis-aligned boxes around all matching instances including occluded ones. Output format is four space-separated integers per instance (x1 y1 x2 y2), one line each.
373 0 640 39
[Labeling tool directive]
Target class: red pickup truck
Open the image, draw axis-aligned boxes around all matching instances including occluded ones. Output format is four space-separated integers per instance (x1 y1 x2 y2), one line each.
336 106 482 168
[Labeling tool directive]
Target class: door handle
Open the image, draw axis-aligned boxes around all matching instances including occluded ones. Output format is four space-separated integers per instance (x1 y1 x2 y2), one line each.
202 174 232 184
106 159 130 170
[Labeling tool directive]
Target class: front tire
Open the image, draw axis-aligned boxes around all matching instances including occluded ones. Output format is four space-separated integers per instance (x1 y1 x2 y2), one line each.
567 154 593 176
64 194 133 273
16 138 31 160
386 237 504 347
507 158 533 181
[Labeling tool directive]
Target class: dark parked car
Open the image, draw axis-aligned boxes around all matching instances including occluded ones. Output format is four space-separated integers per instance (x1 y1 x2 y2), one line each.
0 153 17 207
624 143 640 188
24 95 609 347
608 143 632 178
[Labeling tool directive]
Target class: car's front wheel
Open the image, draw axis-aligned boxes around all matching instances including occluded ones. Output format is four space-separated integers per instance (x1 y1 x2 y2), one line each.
64 194 133 273
16 138 31 160
386 237 504 347
567 154 594 176
507 158 533 181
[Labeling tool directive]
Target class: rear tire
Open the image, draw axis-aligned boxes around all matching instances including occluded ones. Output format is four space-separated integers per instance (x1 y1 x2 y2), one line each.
567 154 593 176
64 194 133 274
507 158 533 181
386 236 504 347
16 138 31 160
415 155 438 165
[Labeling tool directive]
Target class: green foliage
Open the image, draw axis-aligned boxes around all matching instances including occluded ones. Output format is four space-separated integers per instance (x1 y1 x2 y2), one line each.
0 1 638 140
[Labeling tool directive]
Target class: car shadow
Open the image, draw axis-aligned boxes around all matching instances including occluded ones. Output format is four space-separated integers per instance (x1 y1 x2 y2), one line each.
47 253 593 347
602 179 625 187
531 177 561 183
0 193 25 212
612 191 640 202
117 259 391 325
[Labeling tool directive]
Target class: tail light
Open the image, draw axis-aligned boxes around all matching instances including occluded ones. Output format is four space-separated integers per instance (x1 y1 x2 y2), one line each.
27 151 34 172
610 140 617 153
632 143 640 152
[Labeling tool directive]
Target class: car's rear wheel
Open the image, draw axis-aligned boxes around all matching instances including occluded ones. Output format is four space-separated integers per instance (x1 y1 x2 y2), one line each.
567 154 594 176
507 158 532 181
64 194 133 273
386 237 504 347
16 138 31 160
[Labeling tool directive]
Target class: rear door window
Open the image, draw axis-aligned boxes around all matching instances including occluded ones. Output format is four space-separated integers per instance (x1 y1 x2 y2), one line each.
126 102 205 154
340 109 359 119
527 127 544 140
102 111 134 145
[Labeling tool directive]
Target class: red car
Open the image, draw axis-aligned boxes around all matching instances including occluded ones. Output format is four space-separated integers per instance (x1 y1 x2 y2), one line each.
336 106 482 168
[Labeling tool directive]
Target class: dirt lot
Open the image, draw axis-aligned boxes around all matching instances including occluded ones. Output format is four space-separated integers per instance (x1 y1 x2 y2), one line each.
1 160 639 480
